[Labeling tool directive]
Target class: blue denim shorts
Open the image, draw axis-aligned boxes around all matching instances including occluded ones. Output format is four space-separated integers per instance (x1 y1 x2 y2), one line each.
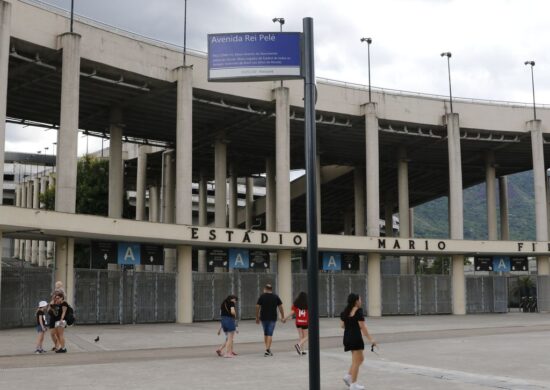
221 316 236 333
261 320 276 336
35 325 46 333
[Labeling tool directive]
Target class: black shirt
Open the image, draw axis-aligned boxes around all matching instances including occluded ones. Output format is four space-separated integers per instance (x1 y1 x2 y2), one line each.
257 293 282 321
36 309 46 326
220 301 235 317
341 307 365 350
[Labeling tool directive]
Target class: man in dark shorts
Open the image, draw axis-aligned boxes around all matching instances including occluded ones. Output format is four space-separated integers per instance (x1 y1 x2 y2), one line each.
255 284 285 356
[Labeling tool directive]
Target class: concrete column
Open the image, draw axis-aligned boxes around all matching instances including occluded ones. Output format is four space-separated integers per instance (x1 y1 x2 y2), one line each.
33 178 40 209
398 147 412 274
163 249 176 273
274 86 291 312
265 157 276 232
228 166 238 229
451 254 466 315
24 181 31 262
316 154 322 233
31 179 40 265
354 167 366 273
446 113 465 314
485 151 497 240
384 198 393 237
13 185 20 258
447 113 464 239
214 138 227 228
176 245 193 323
47 176 55 267
38 177 47 266
499 176 510 240
49 32 77 310
108 109 124 219
175 66 193 227
365 103 381 317
19 183 26 259
54 237 74 302
135 145 150 221
266 158 277 273
174 66 194 320
277 249 292 313
344 209 353 235
162 151 175 223
161 151 175 272
198 174 208 273
0 1 11 205
528 120 550 275
245 177 254 229
149 186 159 222
409 208 415 237
55 32 80 213
46 240 54 267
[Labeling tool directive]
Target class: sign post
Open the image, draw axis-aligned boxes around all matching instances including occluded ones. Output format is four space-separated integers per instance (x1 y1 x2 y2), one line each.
207 19 320 389
302 17 320 390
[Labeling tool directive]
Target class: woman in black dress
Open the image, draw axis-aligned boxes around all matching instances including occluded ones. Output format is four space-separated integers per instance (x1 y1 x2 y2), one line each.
340 293 377 390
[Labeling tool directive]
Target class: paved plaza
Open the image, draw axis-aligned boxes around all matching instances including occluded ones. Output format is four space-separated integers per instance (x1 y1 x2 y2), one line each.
1 313 550 389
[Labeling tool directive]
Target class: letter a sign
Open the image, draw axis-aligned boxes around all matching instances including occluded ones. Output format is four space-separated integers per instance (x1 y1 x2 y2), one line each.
118 243 141 265
229 249 250 269
322 252 341 271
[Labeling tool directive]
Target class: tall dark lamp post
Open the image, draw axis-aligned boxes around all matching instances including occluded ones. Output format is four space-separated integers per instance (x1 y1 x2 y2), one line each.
360 37 372 103
440 52 453 113
183 0 188 66
272 18 285 87
70 0 74 33
524 60 536 121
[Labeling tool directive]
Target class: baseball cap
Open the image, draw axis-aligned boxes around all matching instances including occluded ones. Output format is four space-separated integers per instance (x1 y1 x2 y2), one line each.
38 301 48 308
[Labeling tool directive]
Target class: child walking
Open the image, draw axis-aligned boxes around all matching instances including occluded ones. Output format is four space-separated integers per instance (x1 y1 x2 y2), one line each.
283 291 308 356
35 300 48 354
340 293 377 390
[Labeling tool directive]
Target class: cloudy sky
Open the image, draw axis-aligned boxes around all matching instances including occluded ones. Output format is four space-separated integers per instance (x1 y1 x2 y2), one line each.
7 0 550 154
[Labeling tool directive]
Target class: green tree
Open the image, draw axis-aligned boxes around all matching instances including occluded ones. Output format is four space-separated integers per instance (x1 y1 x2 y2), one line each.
39 156 111 268
40 155 109 215
77 155 109 216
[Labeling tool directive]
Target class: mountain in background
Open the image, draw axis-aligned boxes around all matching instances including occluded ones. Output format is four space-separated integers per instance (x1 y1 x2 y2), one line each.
414 170 536 240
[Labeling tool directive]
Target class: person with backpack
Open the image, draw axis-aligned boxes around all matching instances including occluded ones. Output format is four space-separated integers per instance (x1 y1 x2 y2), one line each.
50 292 70 353
340 293 377 390
283 291 308 356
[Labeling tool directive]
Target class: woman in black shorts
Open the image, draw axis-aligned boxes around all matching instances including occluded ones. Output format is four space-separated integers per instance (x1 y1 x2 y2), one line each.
340 293 377 390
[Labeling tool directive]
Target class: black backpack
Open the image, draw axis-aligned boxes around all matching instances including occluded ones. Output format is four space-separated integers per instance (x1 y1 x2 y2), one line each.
65 304 75 326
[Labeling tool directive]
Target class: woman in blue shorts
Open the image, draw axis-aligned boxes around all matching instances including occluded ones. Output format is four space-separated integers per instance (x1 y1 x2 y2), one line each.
217 295 238 358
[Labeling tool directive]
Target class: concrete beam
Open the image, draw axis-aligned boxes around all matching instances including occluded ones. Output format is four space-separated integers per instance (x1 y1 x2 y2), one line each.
3 206 550 255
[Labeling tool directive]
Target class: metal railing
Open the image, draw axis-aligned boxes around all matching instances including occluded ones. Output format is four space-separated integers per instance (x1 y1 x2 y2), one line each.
2 269 547 328
74 269 176 324
0 267 53 329
466 275 508 313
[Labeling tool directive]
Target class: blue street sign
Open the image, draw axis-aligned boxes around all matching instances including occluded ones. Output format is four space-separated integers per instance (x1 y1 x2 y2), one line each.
228 248 249 269
322 252 341 271
208 32 302 82
493 256 511 273
118 242 141 265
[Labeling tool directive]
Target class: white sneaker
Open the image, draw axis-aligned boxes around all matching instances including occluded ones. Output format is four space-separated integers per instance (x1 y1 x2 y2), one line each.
350 383 365 390
343 374 352 387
